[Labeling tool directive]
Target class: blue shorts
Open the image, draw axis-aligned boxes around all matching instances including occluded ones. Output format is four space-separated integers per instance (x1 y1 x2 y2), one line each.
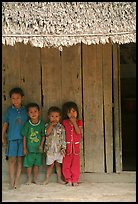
6 139 24 157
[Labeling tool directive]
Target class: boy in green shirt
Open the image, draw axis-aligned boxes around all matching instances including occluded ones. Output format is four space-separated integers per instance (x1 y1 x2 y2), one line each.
22 103 45 184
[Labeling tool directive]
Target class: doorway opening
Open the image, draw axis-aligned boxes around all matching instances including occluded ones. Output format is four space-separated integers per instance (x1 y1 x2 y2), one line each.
120 43 136 171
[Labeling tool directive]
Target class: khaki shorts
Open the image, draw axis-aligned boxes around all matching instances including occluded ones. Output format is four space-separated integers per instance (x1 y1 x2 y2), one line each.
46 151 63 165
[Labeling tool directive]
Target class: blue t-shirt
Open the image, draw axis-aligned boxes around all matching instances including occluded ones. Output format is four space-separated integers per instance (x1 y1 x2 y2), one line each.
3 105 28 141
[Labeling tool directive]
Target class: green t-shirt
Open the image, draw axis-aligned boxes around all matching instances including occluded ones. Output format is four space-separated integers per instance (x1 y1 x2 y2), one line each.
22 119 45 153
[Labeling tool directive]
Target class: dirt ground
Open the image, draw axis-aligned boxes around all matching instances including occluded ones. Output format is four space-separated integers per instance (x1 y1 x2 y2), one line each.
2 181 136 202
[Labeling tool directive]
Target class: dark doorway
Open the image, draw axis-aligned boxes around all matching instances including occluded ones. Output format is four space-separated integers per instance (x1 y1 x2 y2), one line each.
120 43 136 171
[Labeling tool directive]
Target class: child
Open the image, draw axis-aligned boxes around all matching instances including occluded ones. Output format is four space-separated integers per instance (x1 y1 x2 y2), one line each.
43 106 66 185
2 87 28 189
62 101 83 186
21 103 45 185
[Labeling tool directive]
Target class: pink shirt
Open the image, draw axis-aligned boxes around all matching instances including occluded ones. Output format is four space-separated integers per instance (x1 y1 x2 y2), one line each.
62 119 83 155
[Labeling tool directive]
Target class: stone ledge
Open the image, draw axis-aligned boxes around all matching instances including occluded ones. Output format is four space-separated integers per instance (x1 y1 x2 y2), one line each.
80 172 136 183
2 171 136 184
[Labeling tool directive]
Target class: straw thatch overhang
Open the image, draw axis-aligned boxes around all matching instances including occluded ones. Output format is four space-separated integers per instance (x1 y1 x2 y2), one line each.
2 2 136 50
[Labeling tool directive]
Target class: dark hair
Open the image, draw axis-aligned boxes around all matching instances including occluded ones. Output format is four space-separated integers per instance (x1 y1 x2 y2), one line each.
9 87 24 98
26 103 40 112
62 101 79 120
48 106 61 116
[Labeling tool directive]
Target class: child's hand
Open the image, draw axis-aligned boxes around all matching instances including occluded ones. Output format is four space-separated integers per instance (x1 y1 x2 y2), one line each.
2 139 6 146
39 145 43 153
43 146 48 153
43 146 47 153
60 148 65 156
69 116 77 125
24 149 28 155
51 121 58 126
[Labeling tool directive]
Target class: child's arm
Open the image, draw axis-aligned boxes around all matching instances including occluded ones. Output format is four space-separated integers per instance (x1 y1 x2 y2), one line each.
69 117 81 135
60 148 65 156
60 125 66 156
39 136 45 152
2 122 8 145
46 122 56 136
23 136 28 155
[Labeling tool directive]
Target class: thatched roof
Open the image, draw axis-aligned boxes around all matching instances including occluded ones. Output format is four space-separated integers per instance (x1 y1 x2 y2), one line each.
2 2 136 50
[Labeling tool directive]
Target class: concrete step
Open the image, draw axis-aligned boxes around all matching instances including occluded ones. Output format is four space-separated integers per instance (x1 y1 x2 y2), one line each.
2 171 136 184
81 172 136 183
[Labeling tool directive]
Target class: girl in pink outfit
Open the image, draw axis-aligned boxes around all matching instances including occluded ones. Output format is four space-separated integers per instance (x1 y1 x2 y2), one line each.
62 101 83 186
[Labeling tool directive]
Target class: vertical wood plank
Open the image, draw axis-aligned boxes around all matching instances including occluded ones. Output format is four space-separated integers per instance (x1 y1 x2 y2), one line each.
83 44 104 172
118 45 123 172
61 44 84 172
102 43 113 173
113 44 122 172
61 45 82 106
20 43 41 107
41 47 62 122
2 44 21 114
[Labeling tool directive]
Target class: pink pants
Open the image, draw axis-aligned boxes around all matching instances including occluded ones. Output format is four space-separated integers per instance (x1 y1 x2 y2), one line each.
62 154 80 183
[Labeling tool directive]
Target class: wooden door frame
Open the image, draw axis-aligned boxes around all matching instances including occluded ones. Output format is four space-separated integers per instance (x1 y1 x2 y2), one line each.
113 44 122 172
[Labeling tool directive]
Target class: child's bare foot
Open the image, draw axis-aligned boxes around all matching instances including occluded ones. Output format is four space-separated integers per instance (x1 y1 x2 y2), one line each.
14 178 20 189
9 184 15 190
72 182 79 186
14 184 19 189
25 177 32 185
33 177 40 184
66 182 72 186
57 178 65 185
9 178 15 189
42 179 49 185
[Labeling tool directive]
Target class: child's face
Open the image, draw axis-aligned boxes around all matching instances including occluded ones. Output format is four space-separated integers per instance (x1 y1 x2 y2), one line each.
28 107 40 121
11 93 23 109
49 112 61 123
67 108 77 119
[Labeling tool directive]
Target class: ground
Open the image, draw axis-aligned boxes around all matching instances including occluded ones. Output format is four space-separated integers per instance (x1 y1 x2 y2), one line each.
2 181 136 202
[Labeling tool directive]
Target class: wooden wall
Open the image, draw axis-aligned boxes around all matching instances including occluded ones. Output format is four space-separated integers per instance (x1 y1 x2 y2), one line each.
2 42 122 173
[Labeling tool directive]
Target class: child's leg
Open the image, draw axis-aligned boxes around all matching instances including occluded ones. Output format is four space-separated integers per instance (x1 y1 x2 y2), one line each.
55 161 65 184
43 163 54 185
71 155 80 185
62 155 72 183
26 167 32 185
9 157 16 189
14 156 23 188
33 165 40 184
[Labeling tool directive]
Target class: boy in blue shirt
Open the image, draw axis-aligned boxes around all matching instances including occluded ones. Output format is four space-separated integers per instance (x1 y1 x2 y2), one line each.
2 87 28 189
